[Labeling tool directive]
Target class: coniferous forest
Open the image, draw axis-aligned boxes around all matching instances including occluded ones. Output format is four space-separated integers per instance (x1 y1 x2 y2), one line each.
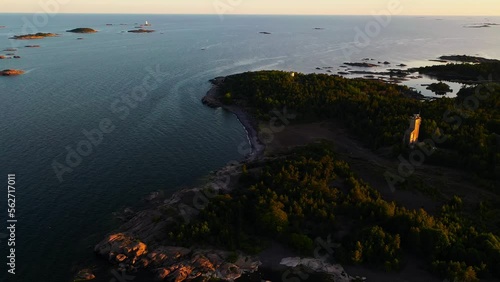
169 67 499 281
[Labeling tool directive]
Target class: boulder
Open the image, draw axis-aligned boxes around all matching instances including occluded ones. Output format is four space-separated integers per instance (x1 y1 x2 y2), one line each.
116 254 127 262
155 268 170 280
169 265 193 282
218 263 242 280
74 269 95 281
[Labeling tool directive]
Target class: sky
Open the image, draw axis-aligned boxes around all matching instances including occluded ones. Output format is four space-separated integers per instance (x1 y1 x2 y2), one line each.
1 0 500 16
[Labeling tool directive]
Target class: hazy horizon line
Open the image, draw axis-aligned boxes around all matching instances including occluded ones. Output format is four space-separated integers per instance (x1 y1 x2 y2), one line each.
0 12 498 17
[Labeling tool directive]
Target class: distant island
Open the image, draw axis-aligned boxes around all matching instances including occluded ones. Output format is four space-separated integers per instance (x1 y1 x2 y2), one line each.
128 29 155 33
0 69 25 76
464 23 499 28
10 33 58 40
66 28 97 33
412 56 500 82
438 55 500 63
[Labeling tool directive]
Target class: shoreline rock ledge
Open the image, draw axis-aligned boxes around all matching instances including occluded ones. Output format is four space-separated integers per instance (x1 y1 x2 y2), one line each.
95 233 260 281
93 160 261 281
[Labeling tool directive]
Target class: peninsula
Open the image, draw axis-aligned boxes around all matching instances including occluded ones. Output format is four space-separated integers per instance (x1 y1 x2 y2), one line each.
92 68 499 282
413 60 500 82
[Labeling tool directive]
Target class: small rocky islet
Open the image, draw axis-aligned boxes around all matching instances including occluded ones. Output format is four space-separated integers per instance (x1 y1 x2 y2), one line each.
10 32 58 40
0 69 25 76
128 29 155 33
66 28 98 33
344 62 379 67
425 82 453 95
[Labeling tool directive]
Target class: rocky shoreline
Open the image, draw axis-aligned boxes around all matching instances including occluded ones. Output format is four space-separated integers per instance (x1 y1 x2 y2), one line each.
91 160 261 281
89 77 354 281
89 79 266 281
201 77 265 161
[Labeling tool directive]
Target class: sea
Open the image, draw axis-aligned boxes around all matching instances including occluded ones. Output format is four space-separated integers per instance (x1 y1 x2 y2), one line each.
0 14 500 282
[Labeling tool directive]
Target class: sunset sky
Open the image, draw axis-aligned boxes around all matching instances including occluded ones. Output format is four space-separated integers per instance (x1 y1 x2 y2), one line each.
2 0 500 16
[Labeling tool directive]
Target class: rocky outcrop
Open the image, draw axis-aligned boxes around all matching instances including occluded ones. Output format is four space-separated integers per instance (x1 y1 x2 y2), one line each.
0 69 25 76
74 269 95 280
94 161 259 281
280 257 353 282
200 77 225 108
95 233 260 281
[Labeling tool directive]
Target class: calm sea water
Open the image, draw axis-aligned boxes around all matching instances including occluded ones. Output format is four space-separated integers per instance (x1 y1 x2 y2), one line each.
1 14 500 282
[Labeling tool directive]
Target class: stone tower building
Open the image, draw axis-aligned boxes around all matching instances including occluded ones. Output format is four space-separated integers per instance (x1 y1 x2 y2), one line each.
404 114 421 145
